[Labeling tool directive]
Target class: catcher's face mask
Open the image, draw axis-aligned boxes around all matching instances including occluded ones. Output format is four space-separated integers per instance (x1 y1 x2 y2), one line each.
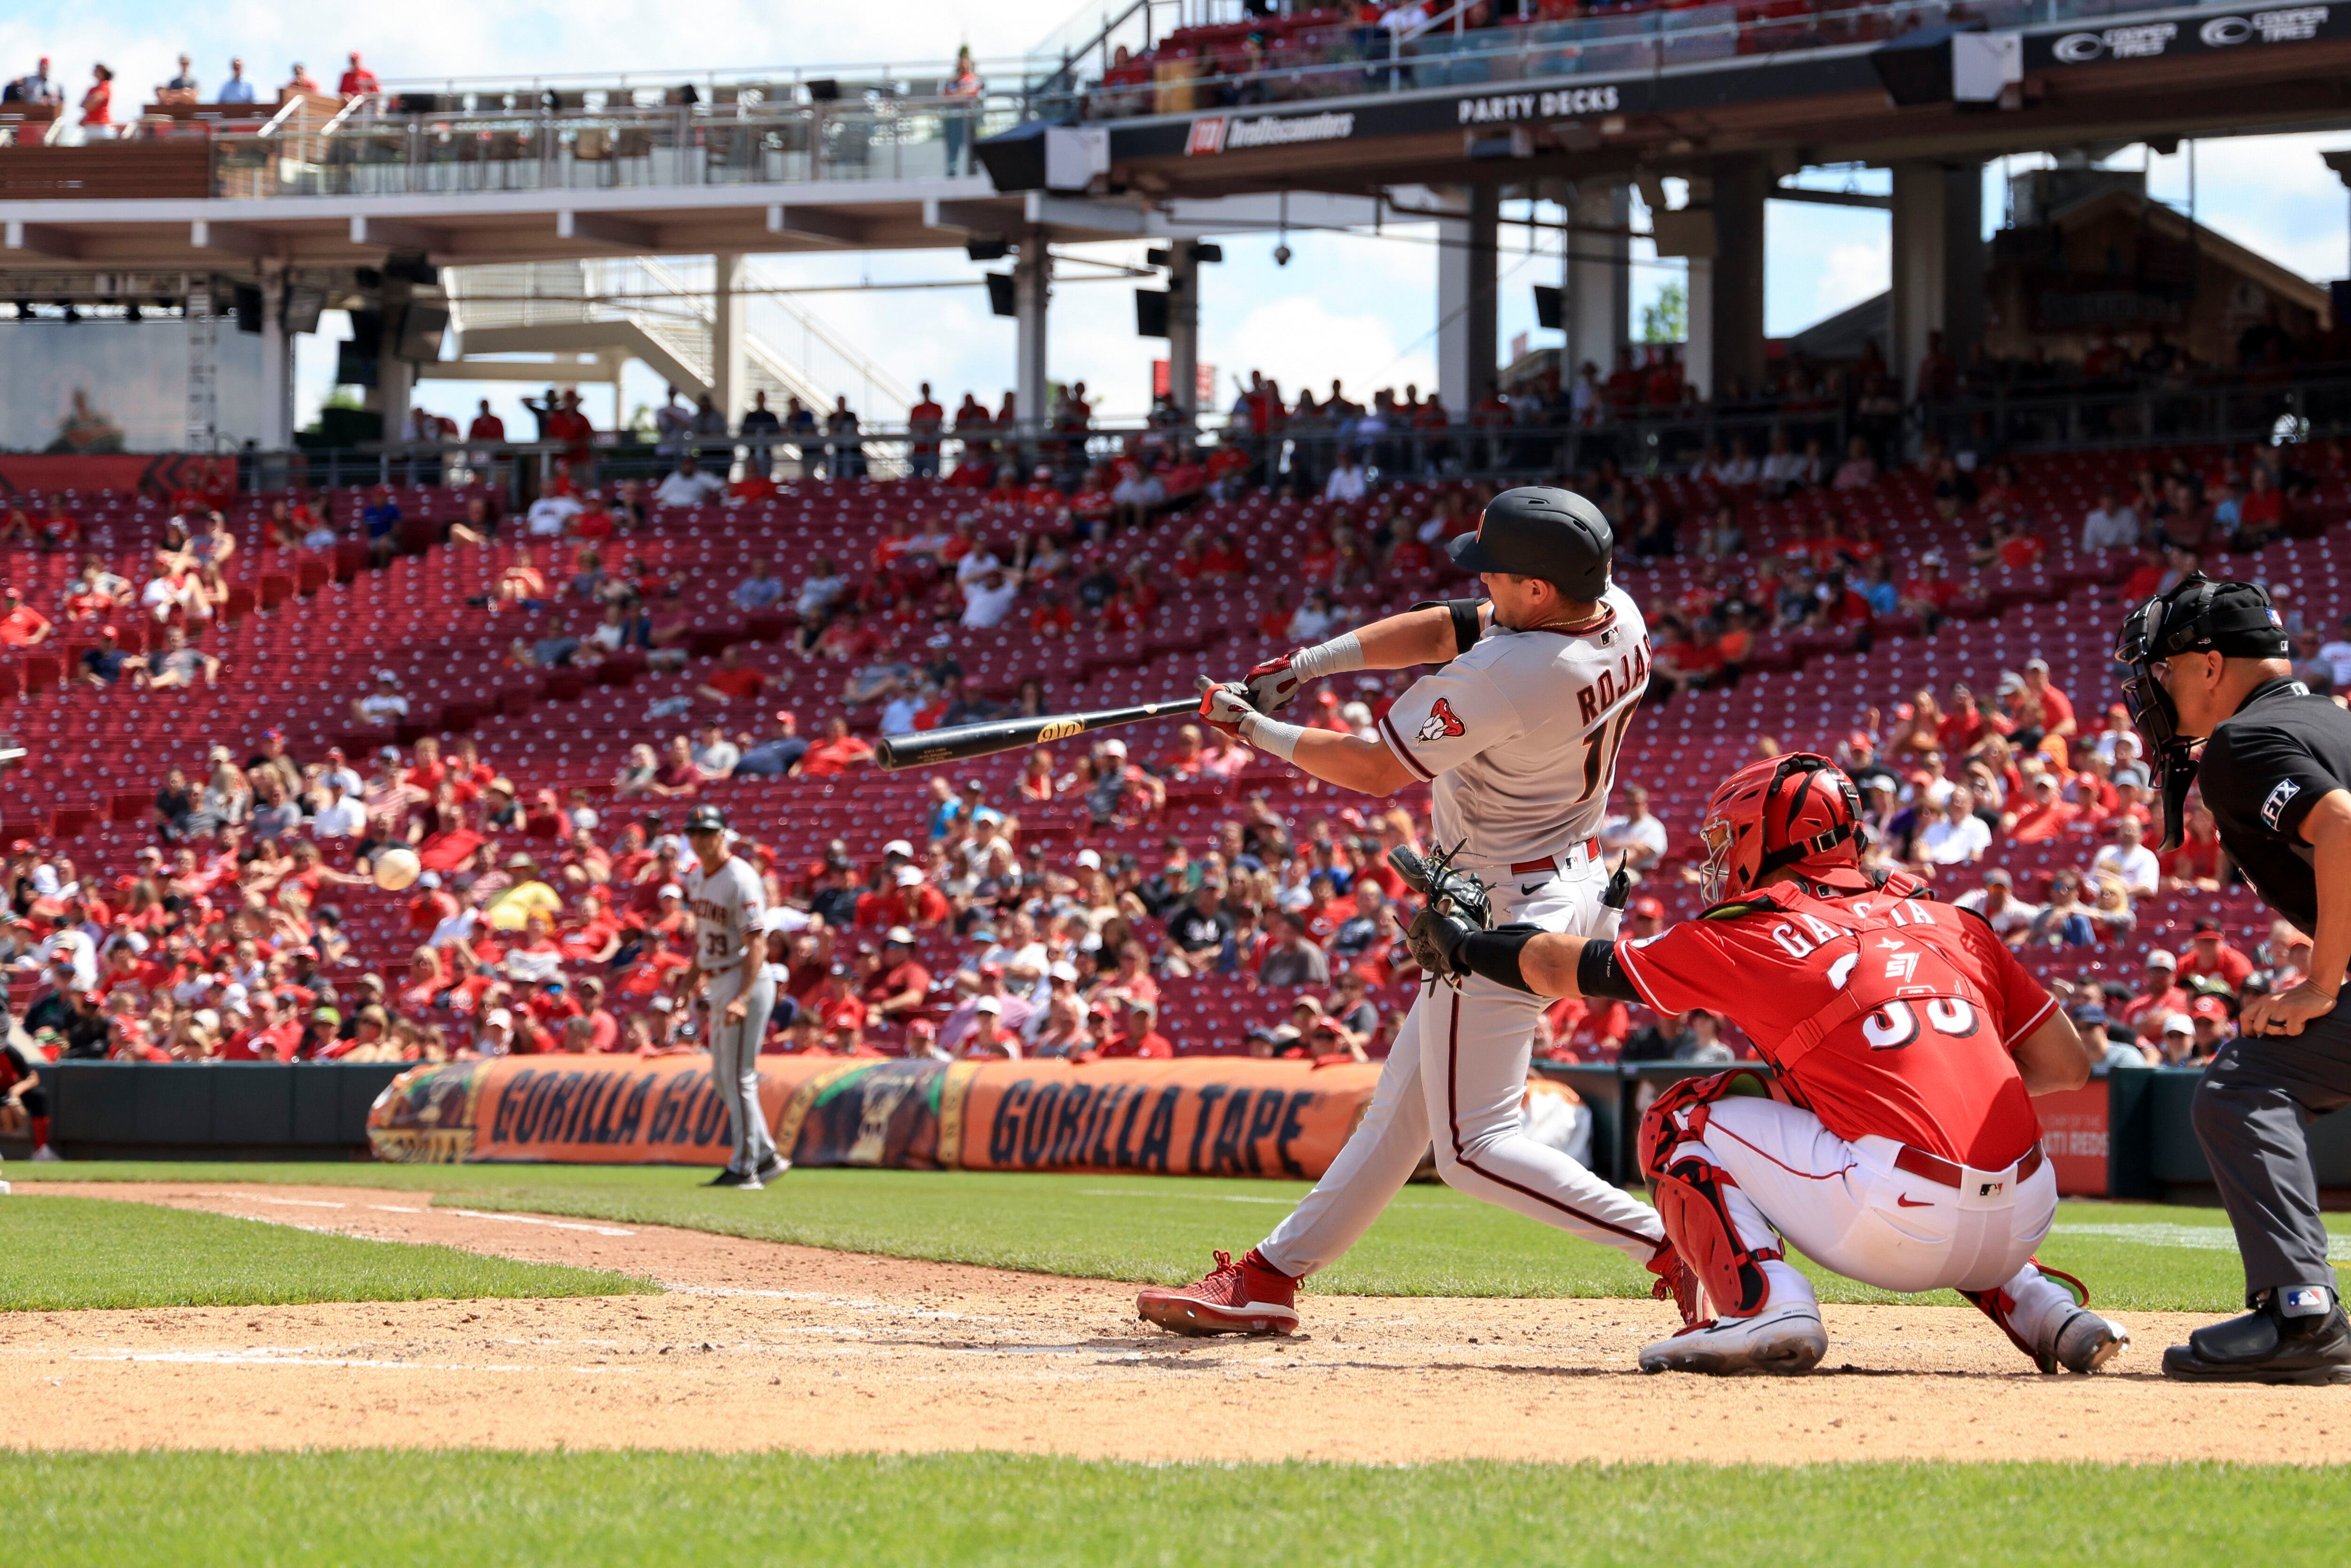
2113 574 2289 852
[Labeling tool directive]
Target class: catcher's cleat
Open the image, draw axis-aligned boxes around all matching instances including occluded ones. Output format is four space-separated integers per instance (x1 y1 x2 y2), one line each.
2051 1309 2130 1375
1639 1298 1827 1376
1137 1248 1299 1337
1961 1261 2126 1374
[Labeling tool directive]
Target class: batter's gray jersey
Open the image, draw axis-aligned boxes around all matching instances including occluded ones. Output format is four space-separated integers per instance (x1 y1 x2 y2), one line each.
686 855 765 975
1373 583 1650 868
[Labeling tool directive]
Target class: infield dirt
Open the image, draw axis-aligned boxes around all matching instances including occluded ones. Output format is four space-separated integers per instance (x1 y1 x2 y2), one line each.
7 1182 2346 1464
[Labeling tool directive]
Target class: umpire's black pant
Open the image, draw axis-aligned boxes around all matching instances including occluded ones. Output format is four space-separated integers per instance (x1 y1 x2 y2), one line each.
2193 1016 2351 1306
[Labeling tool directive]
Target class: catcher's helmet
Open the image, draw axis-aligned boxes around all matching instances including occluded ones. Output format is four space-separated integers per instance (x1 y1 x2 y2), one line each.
1446 486 1613 601
1696 752 1868 904
684 803 728 835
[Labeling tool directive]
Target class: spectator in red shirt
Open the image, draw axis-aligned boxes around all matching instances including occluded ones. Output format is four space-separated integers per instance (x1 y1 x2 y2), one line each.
2176 918 2255 991
1896 552 1959 625
2003 771 2077 843
0 587 53 647
2120 949 2192 1030
855 865 952 930
863 930 932 1022
337 52 379 98
694 645 767 704
2015 658 2076 746
796 717 875 779
2160 802 2229 890
1092 998 1174 1059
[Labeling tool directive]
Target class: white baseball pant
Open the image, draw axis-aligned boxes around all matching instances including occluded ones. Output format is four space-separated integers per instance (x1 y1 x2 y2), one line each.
1255 859 1665 1279
706 968 779 1175
1684 1095 2078 1335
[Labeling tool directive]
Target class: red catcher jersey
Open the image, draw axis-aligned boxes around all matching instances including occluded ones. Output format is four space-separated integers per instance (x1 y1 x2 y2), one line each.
1614 884 2054 1167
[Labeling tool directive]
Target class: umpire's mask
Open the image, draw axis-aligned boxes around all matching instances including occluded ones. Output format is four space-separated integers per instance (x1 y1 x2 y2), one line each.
2112 574 2289 851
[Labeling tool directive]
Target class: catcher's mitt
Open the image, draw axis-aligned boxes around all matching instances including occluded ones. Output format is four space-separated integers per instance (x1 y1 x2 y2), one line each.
1390 841 1493 981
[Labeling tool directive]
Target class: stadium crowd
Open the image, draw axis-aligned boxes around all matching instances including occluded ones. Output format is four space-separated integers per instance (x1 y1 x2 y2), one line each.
1 345 2342 1166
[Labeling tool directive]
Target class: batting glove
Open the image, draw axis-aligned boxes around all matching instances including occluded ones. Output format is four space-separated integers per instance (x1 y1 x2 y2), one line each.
1195 676 1258 739
1244 651 1306 713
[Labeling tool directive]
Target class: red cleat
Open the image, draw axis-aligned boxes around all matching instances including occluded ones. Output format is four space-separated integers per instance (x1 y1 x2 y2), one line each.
1137 1248 1299 1337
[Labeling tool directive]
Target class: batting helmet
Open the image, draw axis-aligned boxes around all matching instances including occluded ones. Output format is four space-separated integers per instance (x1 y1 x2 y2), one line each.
1446 487 1614 601
684 803 728 835
1696 752 1868 904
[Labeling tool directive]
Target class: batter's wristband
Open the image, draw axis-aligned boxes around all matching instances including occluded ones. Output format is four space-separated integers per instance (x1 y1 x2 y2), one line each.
1457 927 1539 995
1240 712 1304 763
1290 633 1365 685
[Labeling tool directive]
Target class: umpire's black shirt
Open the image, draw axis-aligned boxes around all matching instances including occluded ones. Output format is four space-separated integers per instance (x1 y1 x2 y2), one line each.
2196 677 2351 936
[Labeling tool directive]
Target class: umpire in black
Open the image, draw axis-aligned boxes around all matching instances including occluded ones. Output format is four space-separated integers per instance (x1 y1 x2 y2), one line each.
2116 574 2351 1384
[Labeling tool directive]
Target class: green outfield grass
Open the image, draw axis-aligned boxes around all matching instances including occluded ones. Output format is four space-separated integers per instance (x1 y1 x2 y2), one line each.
12 1452 2346 1567
0 1196 655 1311
14 1160 2334 1313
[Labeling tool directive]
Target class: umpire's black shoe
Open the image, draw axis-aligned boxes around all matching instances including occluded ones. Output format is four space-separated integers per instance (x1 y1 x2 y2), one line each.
2162 1291 2351 1385
704 1167 753 1188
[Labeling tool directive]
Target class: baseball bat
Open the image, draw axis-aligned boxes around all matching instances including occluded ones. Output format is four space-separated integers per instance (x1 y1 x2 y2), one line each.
873 693 1199 772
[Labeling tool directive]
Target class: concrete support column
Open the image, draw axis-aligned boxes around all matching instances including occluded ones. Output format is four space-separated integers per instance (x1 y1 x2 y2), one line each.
257 260 293 451
1437 183 1500 411
1014 229 1052 430
711 252 746 431
373 279 414 444
1564 179 1630 384
1706 154 1769 400
1166 242 1201 424
1890 160 1983 405
1683 257 1715 401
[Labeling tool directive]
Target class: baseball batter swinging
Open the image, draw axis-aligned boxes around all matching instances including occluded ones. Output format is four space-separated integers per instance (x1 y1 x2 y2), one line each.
1139 486 1694 1337
678 802 786 1189
1412 752 2131 1375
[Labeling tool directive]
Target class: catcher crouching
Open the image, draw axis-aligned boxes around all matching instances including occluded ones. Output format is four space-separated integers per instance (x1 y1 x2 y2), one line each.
1409 752 2131 1376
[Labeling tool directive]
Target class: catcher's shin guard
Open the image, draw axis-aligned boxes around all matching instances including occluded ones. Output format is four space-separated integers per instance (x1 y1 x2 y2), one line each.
1639 1073 1782 1320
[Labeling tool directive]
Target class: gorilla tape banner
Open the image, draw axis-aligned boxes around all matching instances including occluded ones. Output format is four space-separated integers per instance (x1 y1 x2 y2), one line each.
368 1053 1381 1177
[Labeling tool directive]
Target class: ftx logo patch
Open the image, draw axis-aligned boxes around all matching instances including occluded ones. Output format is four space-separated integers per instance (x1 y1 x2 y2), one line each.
1417 699 1466 742
2261 778 2300 830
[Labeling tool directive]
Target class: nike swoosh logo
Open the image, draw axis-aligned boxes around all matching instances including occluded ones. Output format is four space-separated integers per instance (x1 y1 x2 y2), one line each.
1895 1195 1934 1208
1520 883 1546 895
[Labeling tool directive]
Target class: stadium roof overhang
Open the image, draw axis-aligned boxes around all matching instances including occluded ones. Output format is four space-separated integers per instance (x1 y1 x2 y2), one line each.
0 176 1223 276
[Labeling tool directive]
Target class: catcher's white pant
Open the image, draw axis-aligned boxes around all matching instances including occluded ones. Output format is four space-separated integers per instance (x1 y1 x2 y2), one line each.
1255 858 1665 1278
706 968 779 1175
1687 1095 2077 1335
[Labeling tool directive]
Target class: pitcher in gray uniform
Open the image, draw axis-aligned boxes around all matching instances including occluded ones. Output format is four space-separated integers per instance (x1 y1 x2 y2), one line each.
678 802 784 1189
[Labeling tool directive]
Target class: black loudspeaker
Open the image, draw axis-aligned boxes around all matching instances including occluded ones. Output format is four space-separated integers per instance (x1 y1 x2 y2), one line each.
1533 284 1563 331
965 237 1009 262
334 340 380 388
232 284 263 334
384 252 438 285
1870 26 1962 107
984 273 1017 318
974 119 1051 193
805 79 840 102
1135 288 1170 339
395 304 450 361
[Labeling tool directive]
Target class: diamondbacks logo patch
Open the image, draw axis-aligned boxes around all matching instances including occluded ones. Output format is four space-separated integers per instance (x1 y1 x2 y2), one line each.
1416 699 1466 742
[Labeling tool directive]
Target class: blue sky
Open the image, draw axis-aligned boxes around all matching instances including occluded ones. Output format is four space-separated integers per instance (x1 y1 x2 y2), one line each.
16 2 2350 430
